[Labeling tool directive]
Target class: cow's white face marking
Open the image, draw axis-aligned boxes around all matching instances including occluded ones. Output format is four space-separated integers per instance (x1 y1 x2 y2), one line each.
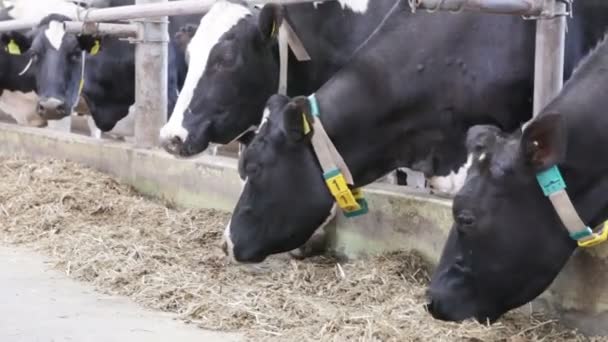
314 0 369 13
45 21 66 51
160 1 250 144
428 154 473 196
223 177 248 262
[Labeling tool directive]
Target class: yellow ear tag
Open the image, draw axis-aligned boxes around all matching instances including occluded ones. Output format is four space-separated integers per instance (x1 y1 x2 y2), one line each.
7 39 21 55
302 113 311 135
89 40 100 55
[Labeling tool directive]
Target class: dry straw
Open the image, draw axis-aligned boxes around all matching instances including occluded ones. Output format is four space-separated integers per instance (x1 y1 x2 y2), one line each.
0 155 602 341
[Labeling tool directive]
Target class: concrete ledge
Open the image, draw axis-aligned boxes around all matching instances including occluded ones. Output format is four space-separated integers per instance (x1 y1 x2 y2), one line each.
0 122 607 335
0 123 242 211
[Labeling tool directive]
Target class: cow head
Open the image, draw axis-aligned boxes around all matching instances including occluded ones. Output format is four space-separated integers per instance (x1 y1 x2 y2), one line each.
427 115 580 322
160 1 283 157
222 95 336 263
8 14 100 120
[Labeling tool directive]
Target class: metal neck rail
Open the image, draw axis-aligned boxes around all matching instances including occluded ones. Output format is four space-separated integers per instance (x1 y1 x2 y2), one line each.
410 0 552 16
0 0 332 32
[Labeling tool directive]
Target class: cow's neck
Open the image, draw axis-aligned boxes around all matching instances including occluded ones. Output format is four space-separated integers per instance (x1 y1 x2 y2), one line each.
540 36 608 229
281 0 397 96
310 7 430 186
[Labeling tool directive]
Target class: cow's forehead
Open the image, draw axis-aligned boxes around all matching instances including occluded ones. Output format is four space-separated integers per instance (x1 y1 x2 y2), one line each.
44 20 66 50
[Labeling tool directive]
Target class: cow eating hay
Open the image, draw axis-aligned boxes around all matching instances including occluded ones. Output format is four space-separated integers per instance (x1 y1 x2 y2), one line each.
0 155 592 341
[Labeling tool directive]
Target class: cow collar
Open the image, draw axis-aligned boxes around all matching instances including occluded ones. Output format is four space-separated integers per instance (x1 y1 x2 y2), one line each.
305 93 368 217
536 165 608 248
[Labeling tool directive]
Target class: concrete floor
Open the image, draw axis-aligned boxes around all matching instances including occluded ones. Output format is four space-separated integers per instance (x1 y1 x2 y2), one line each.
0 245 243 342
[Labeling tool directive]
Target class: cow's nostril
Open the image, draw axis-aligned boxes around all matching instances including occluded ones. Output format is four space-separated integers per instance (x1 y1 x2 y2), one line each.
456 210 476 227
170 136 183 147
162 136 184 154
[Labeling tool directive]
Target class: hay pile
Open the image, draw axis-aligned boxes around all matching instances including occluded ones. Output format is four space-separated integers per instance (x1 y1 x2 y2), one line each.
0 155 601 341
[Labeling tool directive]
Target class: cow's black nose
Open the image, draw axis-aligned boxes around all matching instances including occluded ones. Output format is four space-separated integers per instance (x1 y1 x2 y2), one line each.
37 98 67 119
426 299 454 322
162 136 184 155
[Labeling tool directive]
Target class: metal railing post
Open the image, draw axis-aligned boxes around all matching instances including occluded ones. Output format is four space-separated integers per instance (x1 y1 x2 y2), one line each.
532 0 567 116
134 0 168 148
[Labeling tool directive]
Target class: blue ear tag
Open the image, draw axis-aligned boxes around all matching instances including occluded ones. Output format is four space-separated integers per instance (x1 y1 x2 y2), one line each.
536 165 566 196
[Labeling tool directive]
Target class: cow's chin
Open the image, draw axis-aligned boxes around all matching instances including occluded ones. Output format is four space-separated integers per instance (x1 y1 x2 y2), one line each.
174 139 209 158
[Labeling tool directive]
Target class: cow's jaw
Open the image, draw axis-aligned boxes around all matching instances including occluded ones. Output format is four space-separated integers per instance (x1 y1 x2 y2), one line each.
160 1 250 153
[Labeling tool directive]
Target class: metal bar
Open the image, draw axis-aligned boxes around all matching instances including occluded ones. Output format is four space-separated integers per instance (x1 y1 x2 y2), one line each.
0 0 332 32
63 21 139 38
532 0 566 115
134 0 168 148
412 0 543 15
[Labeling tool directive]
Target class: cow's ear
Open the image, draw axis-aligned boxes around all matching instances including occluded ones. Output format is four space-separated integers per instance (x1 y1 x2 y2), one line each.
77 35 101 55
175 24 198 52
258 4 283 43
1 31 32 54
282 96 313 142
466 125 501 155
521 113 567 171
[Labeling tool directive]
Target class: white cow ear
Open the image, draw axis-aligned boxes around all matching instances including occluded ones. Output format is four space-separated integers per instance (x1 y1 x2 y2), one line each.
282 96 313 142
521 113 567 171
258 4 283 43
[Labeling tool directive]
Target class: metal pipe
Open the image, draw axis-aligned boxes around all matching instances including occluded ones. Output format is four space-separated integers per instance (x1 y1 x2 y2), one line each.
412 0 543 15
134 0 168 148
532 0 566 115
63 21 139 38
0 0 332 32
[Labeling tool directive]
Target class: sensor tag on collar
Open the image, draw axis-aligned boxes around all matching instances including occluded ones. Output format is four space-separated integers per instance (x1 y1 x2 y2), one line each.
578 222 608 248
536 165 566 196
344 188 369 218
324 168 361 213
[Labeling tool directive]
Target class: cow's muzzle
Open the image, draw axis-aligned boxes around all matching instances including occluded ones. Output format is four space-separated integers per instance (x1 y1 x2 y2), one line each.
37 97 68 120
161 135 185 156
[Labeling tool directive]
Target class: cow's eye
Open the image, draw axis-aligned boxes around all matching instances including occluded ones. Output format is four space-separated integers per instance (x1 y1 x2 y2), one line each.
245 163 260 177
218 52 236 68
69 53 81 63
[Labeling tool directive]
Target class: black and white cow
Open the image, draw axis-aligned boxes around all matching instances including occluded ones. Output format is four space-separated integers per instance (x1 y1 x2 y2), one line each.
6 2 201 134
220 1 608 263
426 35 608 324
0 0 102 130
159 0 401 156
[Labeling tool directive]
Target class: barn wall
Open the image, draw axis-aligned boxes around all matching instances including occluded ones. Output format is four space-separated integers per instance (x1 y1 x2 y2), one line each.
0 122 606 336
